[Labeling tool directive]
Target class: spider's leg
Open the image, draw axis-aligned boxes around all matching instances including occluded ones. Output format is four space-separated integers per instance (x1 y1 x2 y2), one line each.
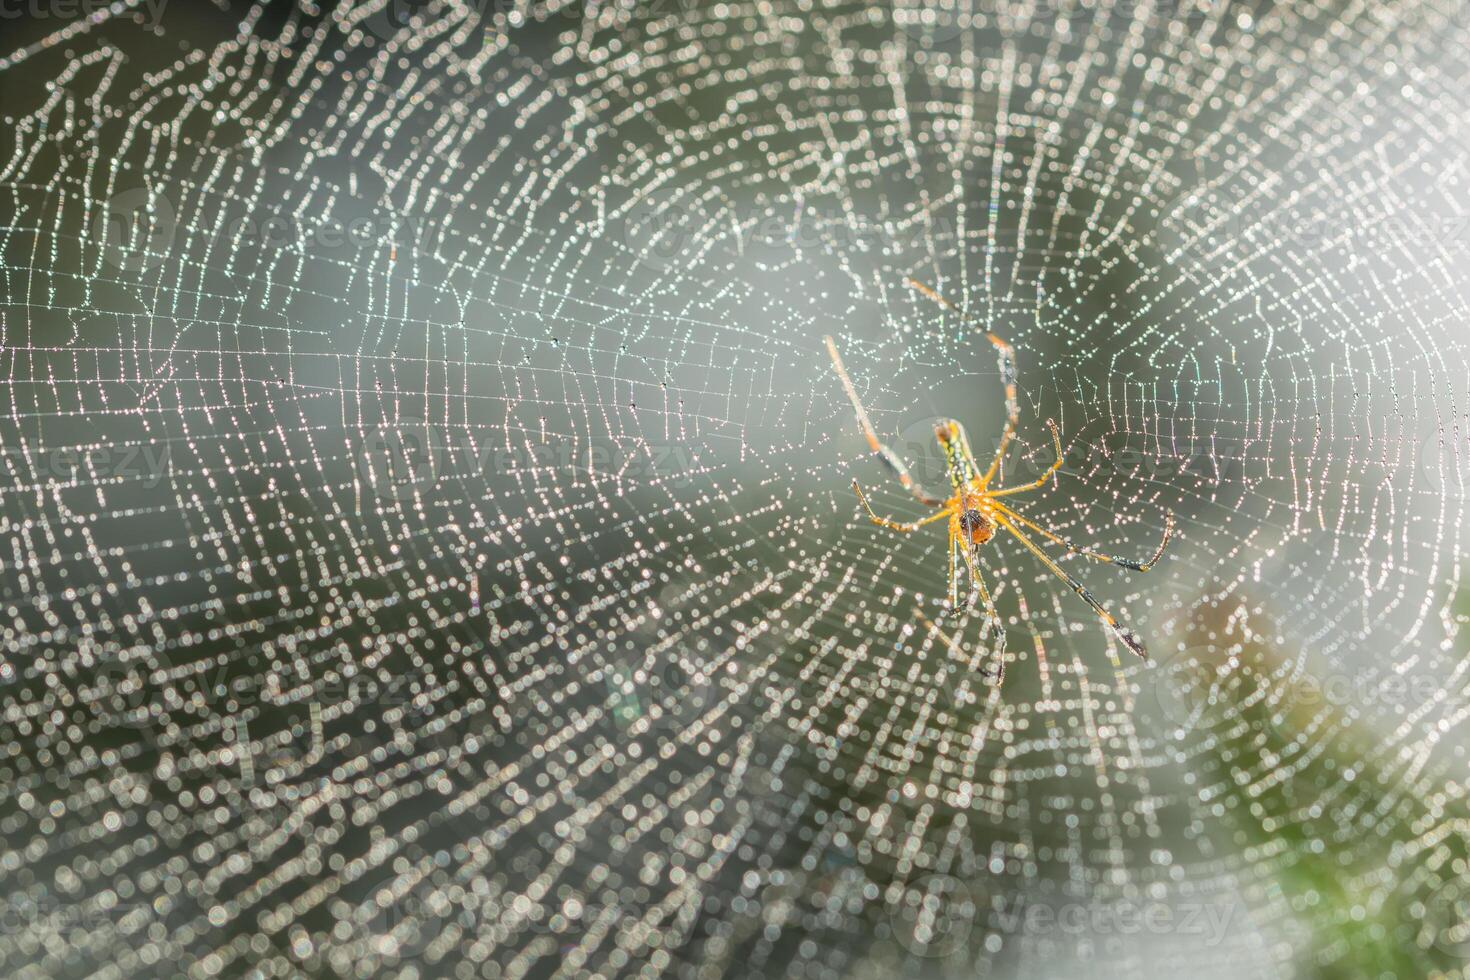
977 329 1018 487
947 528 959 608
995 513 1150 660
992 502 1174 572
988 419 1064 497
825 336 945 507
956 534 981 610
911 602 1002 682
956 540 1005 678
904 278 1020 489
852 481 952 532
980 412 1016 489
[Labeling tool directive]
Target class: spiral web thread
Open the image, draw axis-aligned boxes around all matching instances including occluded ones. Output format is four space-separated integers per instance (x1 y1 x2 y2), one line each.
1 1 1469 977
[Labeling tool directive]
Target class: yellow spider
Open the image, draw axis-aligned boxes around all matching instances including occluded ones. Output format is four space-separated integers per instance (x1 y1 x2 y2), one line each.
824 278 1174 662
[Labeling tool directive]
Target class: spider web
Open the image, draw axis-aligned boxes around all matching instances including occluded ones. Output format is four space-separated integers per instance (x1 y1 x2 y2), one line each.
2 1 1469 977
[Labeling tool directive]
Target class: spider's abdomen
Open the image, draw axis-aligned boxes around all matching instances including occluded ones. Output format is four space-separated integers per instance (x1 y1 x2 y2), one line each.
958 505 994 546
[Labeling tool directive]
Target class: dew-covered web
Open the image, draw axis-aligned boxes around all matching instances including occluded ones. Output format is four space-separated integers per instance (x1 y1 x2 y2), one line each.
2 1 1470 977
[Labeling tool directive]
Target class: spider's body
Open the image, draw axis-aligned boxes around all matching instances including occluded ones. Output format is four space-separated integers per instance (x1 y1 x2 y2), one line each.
936 421 995 545
957 501 995 545
825 280 1174 666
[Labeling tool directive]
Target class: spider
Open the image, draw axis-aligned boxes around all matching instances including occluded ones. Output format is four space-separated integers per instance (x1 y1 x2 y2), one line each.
824 278 1174 663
